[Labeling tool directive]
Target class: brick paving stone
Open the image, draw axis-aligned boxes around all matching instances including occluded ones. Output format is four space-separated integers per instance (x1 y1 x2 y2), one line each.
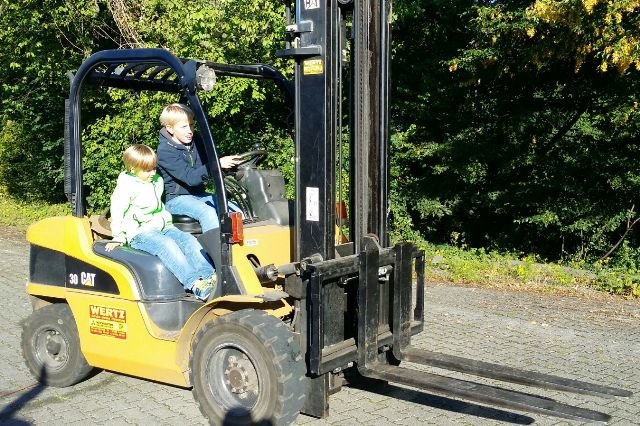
294 414 321 424
162 401 200 417
332 419 362 426
88 406 127 421
342 410 380 423
160 415 196 425
118 406 160 422
1 236 639 425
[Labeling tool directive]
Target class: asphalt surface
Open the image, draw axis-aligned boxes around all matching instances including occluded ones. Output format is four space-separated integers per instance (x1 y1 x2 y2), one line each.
1 234 639 425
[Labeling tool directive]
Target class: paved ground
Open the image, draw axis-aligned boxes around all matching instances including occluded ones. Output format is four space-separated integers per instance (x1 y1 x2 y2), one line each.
1 234 639 425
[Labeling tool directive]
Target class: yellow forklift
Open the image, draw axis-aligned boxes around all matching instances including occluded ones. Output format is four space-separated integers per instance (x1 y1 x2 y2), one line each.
22 0 630 424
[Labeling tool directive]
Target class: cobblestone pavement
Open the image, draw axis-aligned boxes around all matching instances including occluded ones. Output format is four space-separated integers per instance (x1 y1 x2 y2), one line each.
1 235 639 425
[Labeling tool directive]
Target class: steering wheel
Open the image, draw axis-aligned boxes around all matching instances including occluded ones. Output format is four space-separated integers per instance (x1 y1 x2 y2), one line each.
235 149 267 170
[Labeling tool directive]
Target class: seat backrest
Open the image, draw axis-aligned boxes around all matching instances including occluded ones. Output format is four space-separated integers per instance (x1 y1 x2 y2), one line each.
89 214 112 239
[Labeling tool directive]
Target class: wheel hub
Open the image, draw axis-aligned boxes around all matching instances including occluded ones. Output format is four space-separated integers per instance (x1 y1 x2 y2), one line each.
37 328 68 367
46 331 63 356
224 354 258 398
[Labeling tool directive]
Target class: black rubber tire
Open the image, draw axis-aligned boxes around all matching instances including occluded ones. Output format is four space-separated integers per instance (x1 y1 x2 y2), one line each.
190 309 306 425
21 304 94 387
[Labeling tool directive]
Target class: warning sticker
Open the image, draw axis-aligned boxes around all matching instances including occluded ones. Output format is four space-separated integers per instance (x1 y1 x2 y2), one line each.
89 305 127 339
303 59 323 75
304 0 320 10
306 187 319 221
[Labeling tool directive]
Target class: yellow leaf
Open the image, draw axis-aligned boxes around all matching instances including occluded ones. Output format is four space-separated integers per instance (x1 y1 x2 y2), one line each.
582 0 599 13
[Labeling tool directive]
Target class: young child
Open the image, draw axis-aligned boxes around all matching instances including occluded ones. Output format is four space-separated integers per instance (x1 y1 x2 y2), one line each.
156 103 242 233
105 144 215 301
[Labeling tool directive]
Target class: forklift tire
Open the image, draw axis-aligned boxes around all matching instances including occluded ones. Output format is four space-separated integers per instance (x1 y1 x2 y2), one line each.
21 304 94 387
190 309 306 425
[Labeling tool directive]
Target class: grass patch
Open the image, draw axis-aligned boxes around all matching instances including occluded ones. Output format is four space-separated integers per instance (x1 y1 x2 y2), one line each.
420 242 640 298
0 188 69 230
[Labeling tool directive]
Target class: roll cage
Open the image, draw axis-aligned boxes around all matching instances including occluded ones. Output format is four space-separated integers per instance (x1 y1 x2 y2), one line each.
64 47 292 218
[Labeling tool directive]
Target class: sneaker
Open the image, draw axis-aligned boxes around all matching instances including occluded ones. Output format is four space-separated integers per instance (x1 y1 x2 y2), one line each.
191 278 213 301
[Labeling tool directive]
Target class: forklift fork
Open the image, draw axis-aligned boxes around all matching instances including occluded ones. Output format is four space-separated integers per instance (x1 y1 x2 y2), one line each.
355 236 631 422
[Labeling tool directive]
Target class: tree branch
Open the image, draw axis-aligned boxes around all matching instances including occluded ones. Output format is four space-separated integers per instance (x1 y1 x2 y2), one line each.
600 205 640 261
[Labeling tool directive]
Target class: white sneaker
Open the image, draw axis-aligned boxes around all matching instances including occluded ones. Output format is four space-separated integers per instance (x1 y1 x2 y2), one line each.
191 278 213 301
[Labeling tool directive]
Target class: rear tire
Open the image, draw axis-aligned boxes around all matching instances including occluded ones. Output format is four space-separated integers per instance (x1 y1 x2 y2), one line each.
21 304 94 387
190 309 306 425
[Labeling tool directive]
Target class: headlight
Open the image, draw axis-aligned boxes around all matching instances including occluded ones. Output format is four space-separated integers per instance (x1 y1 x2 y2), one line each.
196 64 216 92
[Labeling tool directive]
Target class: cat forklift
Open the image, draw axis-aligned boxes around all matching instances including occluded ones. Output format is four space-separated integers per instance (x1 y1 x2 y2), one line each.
22 0 630 424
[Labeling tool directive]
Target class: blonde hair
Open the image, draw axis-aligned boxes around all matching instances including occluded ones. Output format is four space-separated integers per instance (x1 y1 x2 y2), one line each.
122 144 157 172
160 103 194 127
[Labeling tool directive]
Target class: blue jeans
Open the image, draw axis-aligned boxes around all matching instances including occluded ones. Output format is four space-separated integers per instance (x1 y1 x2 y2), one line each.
130 227 214 290
165 194 241 233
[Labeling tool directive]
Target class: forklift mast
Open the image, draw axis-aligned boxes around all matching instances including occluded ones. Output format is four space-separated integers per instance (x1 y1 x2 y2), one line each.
282 0 389 261
277 0 426 417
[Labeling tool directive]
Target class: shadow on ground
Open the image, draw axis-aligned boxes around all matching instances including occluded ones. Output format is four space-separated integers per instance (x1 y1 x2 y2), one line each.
345 376 535 425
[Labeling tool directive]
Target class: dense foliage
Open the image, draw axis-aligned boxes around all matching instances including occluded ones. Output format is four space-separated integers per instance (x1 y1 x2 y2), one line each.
0 0 119 200
391 0 640 267
1 0 640 274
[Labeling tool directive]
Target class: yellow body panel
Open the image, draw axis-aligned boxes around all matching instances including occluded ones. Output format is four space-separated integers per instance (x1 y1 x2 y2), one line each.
25 283 66 300
66 293 189 386
232 223 293 291
25 215 294 387
237 223 293 267
27 216 138 300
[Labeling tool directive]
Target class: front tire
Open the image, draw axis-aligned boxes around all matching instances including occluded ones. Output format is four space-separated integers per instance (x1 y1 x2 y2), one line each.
190 309 306 425
21 303 94 387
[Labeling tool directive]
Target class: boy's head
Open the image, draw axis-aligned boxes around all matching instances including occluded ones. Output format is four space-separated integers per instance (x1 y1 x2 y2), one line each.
123 144 157 179
160 103 194 145
160 103 194 127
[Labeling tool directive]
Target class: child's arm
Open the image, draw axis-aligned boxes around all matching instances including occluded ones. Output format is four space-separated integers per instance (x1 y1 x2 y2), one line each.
220 155 243 169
